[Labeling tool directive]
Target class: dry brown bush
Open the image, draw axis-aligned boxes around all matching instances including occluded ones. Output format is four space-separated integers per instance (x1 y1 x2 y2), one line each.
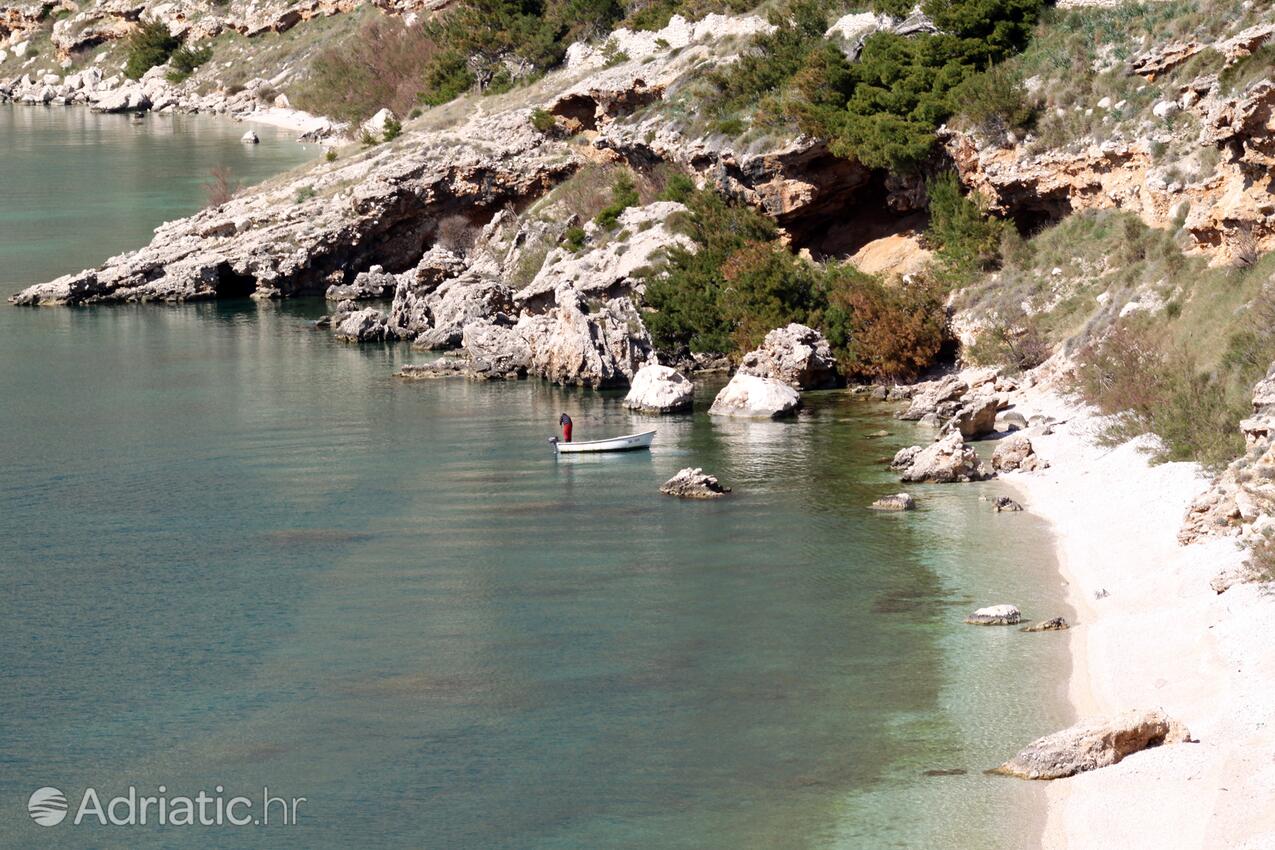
204 166 239 207
292 15 442 125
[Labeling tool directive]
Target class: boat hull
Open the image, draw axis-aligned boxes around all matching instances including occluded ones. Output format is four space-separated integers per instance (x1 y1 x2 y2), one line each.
554 430 656 454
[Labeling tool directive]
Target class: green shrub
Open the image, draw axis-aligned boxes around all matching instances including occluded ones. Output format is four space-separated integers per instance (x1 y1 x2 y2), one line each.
925 171 1006 284
707 0 828 119
951 63 1036 140
658 172 696 203
644 189 779 354
564 226 587 251
595 174 640 229
125 19 180 80
381 115 402 142
294 185 317 204
709 0 1044 172
720 241 826 351
325 148 338 162
643 186 948 374
530 107 556 133
166 44 212 83
964 321 1050 372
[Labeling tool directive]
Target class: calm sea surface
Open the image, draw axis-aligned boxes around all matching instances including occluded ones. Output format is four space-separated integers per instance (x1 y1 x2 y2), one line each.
0 103 1071 848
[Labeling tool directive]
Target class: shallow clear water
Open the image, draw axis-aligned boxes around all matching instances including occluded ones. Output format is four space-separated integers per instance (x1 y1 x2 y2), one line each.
0 104 316 290
0 106 1071 848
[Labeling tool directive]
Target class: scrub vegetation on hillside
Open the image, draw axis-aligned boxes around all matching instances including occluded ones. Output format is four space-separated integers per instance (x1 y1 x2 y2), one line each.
643 180 948 381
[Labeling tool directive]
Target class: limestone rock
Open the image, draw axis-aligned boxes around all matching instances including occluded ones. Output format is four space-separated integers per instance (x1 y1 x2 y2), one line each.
991 434 1047 472
326 266 396 301
899 375 968 421
996 411 1029 432
513 201 692 313
414 274 515 350
461 320 531 377
893 432 992 483
708 374 801 419
993 496 1024 512
625 364 694 413
737 323 841 390
332 307 397 343
362 108 398 139
954 395 998 439
965 604 1021 625
516 291 653 388
994 710 1192 780
660 467 731 499
11 107 577 306
870 493 916 511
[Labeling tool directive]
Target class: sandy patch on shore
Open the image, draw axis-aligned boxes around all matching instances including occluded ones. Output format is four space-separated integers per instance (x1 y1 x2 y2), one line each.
999 383 1275 849
239 106 342 138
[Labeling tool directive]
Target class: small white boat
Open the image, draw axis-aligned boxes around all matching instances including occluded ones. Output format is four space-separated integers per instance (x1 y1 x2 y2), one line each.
550 429 656 454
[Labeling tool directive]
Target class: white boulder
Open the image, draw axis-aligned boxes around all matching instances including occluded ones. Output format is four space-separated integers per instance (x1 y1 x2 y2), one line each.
964 604 1021 625
624 364 694 413
708 373 800 419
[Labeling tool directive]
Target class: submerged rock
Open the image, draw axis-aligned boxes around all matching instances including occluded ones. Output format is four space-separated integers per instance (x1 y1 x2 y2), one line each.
708 374 800 419
964 604 1021 625
396 358 472 379
870 493 916 511
993 496 1024 512
1021 617 1070 632
737 323 841 390
660 467 731 499
625 364 694 413
994 709 1192 780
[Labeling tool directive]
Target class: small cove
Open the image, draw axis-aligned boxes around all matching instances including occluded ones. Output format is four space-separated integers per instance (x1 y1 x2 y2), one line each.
0 105 1072 848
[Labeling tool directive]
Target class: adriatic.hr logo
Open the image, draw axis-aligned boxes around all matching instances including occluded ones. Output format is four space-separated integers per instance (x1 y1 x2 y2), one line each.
27 787 69 826
24 785 306 828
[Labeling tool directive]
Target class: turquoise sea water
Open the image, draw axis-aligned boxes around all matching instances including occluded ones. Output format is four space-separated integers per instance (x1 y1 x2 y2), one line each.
0 104 1071 848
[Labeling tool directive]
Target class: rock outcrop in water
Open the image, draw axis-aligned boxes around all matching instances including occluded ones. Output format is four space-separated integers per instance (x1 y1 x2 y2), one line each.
964 604 1021 625
892 432 992 483
660 467 731 499
708 374 801 419
625 364 694 413
870 493 916 511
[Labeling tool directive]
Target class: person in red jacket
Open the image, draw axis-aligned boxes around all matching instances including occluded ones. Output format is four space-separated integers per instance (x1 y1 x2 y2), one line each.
559 413 573 443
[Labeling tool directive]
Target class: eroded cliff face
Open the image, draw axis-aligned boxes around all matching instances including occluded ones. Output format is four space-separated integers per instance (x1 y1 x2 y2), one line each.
6 0 445 58
7 15 897 306
949 25 1275 268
